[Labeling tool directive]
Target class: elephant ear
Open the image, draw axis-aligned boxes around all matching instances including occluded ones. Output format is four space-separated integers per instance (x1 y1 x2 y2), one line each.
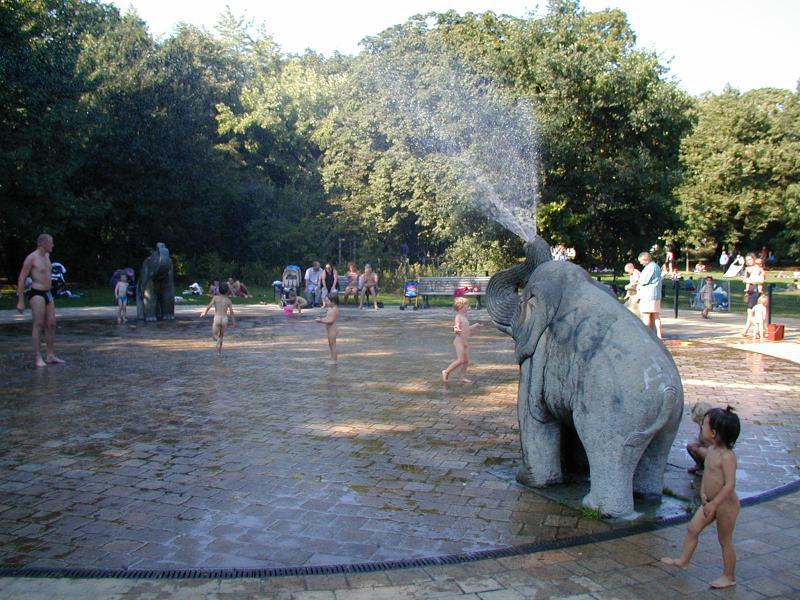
513 278 562 364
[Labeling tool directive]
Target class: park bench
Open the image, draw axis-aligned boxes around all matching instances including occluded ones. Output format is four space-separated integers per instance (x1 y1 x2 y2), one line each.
418 276 491 309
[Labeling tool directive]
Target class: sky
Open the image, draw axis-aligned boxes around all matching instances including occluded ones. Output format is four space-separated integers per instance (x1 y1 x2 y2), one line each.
108 0 799 97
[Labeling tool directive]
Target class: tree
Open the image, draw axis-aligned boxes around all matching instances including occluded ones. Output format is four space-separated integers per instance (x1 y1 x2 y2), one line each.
319 1 693 271
676 87 800 258
0 0 120 279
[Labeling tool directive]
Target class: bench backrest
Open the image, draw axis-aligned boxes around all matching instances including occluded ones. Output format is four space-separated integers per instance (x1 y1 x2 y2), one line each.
418 276 490 295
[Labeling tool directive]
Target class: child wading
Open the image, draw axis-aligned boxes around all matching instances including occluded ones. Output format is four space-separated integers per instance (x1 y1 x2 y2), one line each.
442 297 482 383
200 282 235 353
662 406 741 589
114 273 129 324
315 294 339 364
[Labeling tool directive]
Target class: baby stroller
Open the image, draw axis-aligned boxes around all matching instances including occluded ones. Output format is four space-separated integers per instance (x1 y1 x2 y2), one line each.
399 280 420 310
51 263 68 297
274 265 302 306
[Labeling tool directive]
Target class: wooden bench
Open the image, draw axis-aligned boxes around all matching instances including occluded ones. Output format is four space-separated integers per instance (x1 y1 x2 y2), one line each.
418 276 491 309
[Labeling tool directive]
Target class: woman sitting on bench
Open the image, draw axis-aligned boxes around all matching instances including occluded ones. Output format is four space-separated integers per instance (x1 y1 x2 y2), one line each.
343 262 360 305
359 264 379 310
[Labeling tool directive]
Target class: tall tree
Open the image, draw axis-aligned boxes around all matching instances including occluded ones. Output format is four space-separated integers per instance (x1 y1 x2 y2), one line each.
677 87 800 257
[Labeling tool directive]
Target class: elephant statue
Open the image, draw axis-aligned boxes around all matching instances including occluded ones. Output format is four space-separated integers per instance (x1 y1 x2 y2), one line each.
136 242 175 321
487 235 683 518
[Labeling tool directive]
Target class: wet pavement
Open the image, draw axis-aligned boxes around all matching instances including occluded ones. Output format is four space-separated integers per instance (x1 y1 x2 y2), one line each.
0 306 798 597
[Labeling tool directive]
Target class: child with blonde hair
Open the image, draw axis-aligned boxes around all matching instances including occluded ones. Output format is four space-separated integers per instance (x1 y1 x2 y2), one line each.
686 401 712 475
442 297 482 383
752 295 768 341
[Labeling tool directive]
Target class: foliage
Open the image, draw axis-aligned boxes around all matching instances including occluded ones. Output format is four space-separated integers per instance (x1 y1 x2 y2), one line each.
676 87 800 257
1 0 794 284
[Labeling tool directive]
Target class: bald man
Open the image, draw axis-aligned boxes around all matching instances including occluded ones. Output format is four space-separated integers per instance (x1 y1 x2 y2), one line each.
17 233 65 368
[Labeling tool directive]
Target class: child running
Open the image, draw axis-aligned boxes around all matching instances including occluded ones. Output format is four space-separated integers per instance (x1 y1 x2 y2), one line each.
315 293 339 364
442 297 482 383
114 273 129 324
662 406 741 589
200 282 235 353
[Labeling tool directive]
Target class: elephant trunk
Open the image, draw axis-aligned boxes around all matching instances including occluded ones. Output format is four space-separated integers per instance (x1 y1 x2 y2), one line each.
487 235 552 335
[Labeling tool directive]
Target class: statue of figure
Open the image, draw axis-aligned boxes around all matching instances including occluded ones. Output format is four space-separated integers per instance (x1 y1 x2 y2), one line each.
136 242 175 321
486 235 683 518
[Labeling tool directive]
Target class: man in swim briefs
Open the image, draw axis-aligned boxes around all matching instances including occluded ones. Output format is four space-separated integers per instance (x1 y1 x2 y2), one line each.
17 233 65 368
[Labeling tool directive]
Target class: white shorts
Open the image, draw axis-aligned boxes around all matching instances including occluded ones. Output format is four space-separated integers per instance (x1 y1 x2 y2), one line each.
639 298 661 314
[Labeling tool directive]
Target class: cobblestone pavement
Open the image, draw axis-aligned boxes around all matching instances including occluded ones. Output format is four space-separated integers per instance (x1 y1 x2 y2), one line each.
0 306 798 597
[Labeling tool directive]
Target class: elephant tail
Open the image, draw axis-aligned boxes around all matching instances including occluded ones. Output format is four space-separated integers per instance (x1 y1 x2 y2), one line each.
624 385 682 448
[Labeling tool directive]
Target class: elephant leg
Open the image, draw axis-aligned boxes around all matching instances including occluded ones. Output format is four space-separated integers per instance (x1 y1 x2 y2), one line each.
576 415 640 517
164 265 175 319
634 404 682 498
582 445 638 518
145 281 157 321
516 355 563 487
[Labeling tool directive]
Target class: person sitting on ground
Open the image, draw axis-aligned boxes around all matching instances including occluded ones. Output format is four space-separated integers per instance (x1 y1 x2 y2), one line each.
284 289 307 314
342 262 360 305
208 279 220 296
686 401 712 474
359 264 379 310
227 277 252 298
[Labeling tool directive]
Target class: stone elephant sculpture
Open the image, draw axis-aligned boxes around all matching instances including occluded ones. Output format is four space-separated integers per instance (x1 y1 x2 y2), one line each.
486 235 683 518
136 242 175 321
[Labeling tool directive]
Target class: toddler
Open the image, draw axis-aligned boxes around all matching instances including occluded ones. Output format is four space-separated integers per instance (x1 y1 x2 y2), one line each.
114 273 129 324
200 282 235 353
442 297 482 383
752 295 768 341
663 406 741 589
315 294 339 363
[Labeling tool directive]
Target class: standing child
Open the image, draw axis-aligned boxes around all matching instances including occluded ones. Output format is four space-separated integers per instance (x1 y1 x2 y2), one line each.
752 295 768 341
200 282 235 353
699 276 715 319
114 273 129 324
686 401 712 474
315 294 339 363
442 297 482 383
662 406 741 589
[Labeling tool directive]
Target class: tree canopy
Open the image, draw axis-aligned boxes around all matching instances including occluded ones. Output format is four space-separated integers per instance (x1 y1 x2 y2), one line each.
1 0 797 284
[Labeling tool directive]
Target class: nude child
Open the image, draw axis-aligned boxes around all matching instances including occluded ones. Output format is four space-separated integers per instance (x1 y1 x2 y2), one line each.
200 282 235 353
315 294 339 364
662 406 741 589
442 297 482 383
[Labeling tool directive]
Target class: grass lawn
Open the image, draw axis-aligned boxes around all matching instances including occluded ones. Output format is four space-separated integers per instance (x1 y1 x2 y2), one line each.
3 269 799 318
